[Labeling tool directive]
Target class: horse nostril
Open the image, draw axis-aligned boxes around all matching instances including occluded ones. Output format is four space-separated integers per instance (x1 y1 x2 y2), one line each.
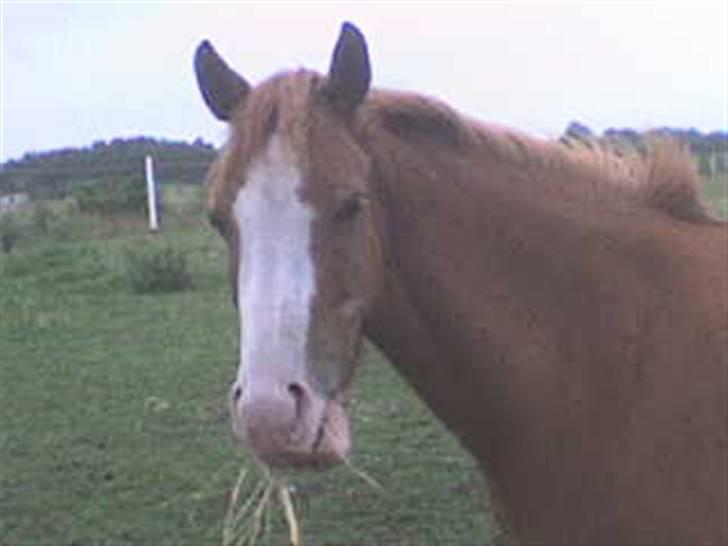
233 385 242 402
288 383 304 400
287 383 306 418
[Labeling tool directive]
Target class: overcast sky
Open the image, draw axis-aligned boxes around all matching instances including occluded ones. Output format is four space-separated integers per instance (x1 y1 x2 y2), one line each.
1 1 726 162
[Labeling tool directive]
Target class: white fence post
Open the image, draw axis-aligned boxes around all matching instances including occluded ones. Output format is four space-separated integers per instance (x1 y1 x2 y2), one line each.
145 155 159 231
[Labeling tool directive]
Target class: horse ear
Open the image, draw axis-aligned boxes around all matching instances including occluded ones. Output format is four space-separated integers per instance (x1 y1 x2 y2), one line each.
194 40 250 121
324 22 371 115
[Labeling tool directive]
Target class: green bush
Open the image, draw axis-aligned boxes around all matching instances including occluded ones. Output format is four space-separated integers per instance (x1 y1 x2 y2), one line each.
1 213 22 253
124 242 192 294
31 201 55 236
73 177 147 216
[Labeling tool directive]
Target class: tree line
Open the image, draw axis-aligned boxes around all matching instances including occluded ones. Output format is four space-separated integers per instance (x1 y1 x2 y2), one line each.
563 123 727 175
1 127 725 201
0 137 216 199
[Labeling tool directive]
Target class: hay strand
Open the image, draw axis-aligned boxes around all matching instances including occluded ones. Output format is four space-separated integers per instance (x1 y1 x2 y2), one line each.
344 457 383 491
279 484 301 546
222 457 380 545
222 464 303 546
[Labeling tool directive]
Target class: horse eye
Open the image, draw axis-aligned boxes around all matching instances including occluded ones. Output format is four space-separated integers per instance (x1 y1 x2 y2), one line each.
334 194 365 222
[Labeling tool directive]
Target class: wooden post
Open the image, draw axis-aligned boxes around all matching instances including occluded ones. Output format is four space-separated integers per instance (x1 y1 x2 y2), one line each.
145 155 159 231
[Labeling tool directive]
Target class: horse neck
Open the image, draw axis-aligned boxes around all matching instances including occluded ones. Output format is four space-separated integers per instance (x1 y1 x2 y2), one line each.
361 131 674 460
358 121 727 543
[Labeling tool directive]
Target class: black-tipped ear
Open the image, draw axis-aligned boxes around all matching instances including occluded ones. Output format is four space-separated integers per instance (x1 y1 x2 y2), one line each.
323 22 371 115
194 40 250 121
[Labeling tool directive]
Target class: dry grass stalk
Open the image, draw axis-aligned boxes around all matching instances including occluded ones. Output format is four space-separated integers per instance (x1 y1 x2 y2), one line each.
279 484 301 546
222 456 382 546
343 457 383 491
222 465 300 546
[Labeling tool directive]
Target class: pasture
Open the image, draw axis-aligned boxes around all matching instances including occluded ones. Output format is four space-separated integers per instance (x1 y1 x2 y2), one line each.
0 198 498 544
1 171 724 545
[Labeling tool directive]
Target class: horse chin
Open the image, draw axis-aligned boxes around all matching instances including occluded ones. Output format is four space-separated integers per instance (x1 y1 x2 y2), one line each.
312 397 352 466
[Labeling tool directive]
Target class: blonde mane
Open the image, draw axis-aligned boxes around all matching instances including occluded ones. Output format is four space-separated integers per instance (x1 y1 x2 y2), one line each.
364 90 717 224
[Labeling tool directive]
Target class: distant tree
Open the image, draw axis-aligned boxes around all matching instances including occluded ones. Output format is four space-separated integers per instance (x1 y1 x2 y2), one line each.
562 121 595 145
0 137 216 199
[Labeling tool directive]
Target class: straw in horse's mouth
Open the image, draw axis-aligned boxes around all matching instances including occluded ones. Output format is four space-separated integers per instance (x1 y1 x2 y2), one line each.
222 457 382 546
222 465 301 546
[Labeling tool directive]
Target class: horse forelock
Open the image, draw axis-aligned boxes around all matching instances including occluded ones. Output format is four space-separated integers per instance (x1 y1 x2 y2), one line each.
206 70 322 223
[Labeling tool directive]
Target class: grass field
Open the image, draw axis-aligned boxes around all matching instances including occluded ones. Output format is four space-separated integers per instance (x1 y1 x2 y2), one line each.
0 213 499 545
1 172 724 545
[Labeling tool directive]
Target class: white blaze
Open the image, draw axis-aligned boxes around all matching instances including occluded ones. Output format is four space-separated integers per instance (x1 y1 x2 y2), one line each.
232 135 316 389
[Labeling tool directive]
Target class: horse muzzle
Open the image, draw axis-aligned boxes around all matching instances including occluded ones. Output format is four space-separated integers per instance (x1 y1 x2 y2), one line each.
230 379 351 469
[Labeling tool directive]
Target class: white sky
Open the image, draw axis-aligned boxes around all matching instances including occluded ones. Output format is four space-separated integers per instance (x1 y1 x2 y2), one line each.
1 1 726 162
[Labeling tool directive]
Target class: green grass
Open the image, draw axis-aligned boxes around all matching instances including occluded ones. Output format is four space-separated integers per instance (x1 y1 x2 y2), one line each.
0 222 498 545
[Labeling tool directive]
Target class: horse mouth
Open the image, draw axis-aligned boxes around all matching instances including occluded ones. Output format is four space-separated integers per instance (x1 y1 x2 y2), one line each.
234 396 351 470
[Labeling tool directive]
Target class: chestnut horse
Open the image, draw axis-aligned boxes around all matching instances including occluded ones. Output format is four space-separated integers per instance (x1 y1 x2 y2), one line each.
194 23 727 544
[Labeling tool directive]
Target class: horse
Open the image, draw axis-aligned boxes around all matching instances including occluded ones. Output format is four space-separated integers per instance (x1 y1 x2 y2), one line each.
194 23 727 544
